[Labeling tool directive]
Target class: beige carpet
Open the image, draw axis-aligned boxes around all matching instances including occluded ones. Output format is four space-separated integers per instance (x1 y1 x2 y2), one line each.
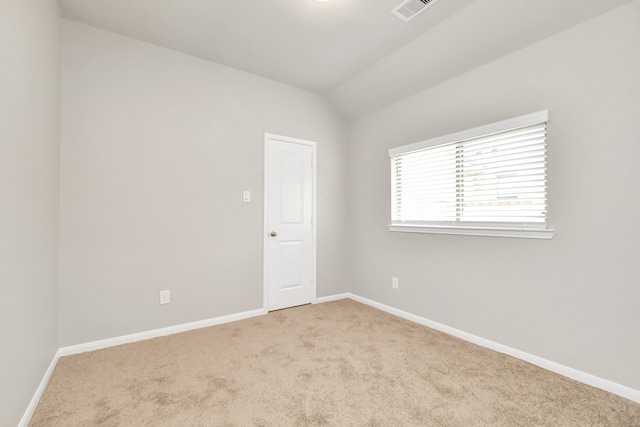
31 299 640 426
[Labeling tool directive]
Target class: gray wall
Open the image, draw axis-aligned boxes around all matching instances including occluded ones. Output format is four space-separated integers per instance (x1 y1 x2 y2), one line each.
348 2 640 391
0 1 60 425
59 21 351 346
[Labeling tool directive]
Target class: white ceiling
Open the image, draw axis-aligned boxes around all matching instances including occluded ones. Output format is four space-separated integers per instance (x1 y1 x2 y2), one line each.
58 0 632 120
58 0 474 93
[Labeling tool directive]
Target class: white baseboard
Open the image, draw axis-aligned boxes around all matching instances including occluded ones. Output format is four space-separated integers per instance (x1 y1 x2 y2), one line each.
347 293 640 404
58 308 267 357
18 351 61 427
315 293 350 304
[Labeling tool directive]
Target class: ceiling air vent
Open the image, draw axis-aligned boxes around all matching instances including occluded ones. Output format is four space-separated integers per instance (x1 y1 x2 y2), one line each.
391 0 440 22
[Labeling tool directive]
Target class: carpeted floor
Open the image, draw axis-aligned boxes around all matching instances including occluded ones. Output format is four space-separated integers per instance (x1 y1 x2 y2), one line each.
30 299 640 426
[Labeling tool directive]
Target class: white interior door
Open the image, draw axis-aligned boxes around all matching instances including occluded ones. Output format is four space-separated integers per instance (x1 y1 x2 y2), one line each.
264 133 316 311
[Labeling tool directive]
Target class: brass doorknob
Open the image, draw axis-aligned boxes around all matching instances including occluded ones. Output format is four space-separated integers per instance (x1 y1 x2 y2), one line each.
270 231 277 237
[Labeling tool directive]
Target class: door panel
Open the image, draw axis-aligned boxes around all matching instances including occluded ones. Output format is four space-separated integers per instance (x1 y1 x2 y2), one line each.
279 241 303 290
280 151 304 224
264 134 316 311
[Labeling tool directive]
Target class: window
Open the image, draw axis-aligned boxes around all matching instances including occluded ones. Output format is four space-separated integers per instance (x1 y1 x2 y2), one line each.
389 111 553 239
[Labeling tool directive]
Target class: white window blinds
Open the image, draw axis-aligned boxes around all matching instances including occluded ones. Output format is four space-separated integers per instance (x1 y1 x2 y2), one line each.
389 111 552 238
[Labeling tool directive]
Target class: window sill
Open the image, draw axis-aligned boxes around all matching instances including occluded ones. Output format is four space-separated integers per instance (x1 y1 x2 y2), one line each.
387 224 554 239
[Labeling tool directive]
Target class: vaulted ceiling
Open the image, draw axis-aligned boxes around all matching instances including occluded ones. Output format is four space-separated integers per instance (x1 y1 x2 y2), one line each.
58 0 632 119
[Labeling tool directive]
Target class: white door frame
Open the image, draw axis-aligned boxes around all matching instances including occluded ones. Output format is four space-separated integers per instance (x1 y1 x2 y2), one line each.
263 132 317 311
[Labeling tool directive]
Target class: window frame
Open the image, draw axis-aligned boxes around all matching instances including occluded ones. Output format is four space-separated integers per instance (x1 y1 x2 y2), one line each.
388 111 554 239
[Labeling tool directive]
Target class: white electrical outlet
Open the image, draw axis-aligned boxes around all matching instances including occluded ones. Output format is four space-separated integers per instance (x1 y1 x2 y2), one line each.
392 277 399 289
160 290 170 304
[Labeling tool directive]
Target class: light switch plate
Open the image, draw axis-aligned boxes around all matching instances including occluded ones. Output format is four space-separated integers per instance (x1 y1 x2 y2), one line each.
243 190 251 202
